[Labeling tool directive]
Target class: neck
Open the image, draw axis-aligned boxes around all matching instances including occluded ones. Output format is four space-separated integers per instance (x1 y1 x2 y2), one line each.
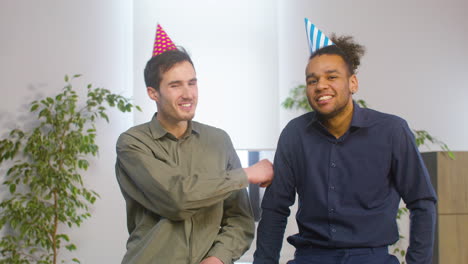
157 115 189 139
321 101 354 139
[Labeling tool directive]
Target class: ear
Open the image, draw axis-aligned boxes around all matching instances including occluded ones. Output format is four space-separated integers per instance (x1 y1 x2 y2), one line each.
147 86 159 102
349 74 359 94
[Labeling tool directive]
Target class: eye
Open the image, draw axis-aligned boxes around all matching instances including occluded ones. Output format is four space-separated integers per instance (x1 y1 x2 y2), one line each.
307 79 317 85
328 75 337 80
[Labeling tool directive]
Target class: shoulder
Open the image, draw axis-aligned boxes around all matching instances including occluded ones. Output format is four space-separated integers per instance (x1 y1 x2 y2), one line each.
361 107 409 128
281 111 315 136
192 121 232 141
360 108 415 144
286 111 314 129
276 112 315 148
117 121 152 148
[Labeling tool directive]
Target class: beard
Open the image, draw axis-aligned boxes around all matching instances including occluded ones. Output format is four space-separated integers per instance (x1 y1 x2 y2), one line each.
315 104 346 120
309 97 353 122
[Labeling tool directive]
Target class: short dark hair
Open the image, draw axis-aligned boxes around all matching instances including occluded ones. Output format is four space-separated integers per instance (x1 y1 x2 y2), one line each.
144 48 194 90
310 34 365 75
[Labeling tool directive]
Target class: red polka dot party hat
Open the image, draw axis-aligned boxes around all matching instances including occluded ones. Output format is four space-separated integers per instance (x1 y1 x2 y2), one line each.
152 24 177 57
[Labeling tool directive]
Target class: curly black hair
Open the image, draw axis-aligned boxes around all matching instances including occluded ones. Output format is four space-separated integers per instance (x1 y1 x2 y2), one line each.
310 34 365 75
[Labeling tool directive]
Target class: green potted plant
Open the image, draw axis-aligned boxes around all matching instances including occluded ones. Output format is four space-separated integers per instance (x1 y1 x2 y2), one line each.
0 75 140 264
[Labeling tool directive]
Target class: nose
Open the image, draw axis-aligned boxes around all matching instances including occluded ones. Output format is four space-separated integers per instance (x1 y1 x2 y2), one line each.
181 83 196 99
316 78 329 90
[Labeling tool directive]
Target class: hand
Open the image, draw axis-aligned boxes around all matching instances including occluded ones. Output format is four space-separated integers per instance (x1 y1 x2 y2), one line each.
244 159 274 187
200 256 224 264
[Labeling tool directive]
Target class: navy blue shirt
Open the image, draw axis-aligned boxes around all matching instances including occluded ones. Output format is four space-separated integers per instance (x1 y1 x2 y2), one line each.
254 103 437 264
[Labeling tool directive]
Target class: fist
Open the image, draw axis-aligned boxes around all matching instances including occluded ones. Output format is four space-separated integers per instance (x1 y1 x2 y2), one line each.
200 256 223 264
244 159 274 187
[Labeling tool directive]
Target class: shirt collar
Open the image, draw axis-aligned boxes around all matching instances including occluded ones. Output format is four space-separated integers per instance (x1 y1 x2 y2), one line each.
149 113 199 140
350 101 370 128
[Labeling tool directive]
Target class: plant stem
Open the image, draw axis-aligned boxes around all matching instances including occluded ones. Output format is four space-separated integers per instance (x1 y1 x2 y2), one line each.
53 189 58 264
51 115 69 264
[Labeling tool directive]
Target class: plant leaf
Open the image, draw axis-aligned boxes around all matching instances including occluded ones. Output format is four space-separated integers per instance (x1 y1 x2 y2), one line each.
9 184 16 194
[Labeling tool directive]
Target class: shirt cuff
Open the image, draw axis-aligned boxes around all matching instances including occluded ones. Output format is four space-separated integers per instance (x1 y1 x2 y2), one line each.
206 245 233 264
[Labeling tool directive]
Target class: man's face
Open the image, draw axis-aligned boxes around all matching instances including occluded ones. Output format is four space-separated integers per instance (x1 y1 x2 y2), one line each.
147 61 198 126
305 54 357 119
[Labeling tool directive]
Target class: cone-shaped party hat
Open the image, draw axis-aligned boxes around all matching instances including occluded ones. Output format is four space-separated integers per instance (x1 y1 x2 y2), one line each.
152 24 177 57
305 18 334 54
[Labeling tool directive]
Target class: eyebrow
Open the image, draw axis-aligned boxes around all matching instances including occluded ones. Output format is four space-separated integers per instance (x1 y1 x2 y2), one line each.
306 69 340 80
167 78 197 86
306 73 316 80
167 80 182 86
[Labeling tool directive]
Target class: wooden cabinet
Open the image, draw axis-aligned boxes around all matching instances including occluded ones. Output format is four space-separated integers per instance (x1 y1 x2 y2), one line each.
422 151 468 264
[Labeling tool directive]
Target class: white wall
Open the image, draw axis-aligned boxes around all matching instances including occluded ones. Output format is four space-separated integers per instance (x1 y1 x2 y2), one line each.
133 0 279 150
0 0 133 263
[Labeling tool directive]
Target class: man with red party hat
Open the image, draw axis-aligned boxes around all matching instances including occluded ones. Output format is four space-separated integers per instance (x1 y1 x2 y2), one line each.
115 24 273 264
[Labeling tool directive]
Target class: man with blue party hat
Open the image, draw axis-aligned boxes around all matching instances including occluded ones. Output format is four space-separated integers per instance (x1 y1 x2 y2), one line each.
253 18 436 264
116 24 274 264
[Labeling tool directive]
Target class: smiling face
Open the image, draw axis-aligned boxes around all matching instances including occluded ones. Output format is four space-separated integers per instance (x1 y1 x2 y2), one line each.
305 54 358 121
147 60 198 132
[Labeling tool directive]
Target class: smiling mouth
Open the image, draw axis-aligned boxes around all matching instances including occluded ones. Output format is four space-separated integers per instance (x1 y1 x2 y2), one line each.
180 103 192 107
318 95 332 101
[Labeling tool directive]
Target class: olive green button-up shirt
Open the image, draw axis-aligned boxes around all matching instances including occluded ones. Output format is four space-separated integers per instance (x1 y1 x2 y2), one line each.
115 114 254 264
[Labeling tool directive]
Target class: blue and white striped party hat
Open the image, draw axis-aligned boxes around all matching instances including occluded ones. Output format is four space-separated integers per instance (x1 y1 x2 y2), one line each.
305 18 334 54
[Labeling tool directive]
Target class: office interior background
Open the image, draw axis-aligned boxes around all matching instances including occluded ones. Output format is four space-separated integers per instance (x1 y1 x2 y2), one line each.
1 0 467 263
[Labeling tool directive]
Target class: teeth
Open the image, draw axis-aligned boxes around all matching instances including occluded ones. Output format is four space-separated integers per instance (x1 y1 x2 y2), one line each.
181 103 191 107
318 96 332 101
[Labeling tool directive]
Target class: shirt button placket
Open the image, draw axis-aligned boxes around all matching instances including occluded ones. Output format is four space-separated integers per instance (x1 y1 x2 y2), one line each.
328 141 339 240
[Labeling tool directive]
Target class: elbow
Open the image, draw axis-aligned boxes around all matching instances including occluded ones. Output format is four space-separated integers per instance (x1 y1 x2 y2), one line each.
163 208 194 221
407 199 436 213
161 197 196 221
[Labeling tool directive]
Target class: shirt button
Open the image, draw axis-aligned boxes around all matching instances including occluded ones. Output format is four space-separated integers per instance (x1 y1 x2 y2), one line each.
332 228 336 232
329 208 335 213
330 186 335 190
331 162 336 168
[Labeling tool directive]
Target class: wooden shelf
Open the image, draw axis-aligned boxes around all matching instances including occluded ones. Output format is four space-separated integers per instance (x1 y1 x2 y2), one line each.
422 151 468 264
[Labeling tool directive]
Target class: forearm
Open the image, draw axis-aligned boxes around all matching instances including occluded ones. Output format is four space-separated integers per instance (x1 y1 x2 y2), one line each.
253 137 295 264
405 199 437 264
116 149 249 221
253 208 289 264
205 189 255 264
